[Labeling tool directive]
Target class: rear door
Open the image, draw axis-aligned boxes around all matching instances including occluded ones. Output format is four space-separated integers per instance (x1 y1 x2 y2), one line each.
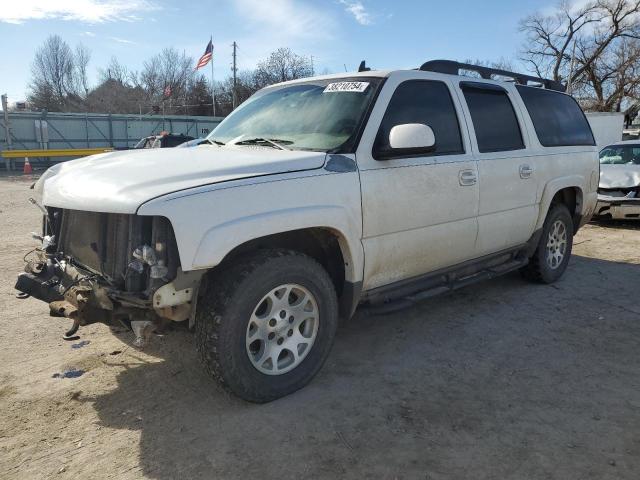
454 81 539 255
357 73 480 291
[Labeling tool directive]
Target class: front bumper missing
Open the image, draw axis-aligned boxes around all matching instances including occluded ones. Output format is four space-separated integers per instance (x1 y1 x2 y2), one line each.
15 250 203 345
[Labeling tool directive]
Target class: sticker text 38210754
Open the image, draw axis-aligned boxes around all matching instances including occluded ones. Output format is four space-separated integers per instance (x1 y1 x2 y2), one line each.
323 82 370 93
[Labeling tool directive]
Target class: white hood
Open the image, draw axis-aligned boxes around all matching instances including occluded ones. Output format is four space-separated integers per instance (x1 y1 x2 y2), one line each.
36 146 327 213
599 164 640 189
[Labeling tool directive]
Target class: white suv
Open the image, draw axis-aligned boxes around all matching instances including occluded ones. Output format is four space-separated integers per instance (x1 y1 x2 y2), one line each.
17 60 599 402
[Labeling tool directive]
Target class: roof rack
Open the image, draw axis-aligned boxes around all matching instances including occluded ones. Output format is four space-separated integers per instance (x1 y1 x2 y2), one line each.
419 60 566 92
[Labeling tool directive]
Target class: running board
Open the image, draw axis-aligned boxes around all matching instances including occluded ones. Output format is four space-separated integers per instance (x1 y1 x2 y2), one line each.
362 250 529 315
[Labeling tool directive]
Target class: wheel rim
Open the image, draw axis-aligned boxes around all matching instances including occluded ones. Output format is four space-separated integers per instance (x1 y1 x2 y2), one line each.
245 284 319 375
545 219 568 270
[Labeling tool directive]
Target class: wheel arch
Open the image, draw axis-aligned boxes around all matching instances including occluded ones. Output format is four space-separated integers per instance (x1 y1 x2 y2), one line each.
206 227 363 320
536 178 585 234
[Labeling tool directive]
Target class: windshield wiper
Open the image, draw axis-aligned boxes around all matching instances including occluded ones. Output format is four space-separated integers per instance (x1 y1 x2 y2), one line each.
203 138 225 146
233 137 292 150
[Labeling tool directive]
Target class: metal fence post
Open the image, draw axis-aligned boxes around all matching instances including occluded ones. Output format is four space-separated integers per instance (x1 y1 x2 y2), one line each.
1 94 14 171
85 113 90 148
108 114 114 147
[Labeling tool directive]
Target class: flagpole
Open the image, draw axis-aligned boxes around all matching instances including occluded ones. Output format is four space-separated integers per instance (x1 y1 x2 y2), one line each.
210 35 216 117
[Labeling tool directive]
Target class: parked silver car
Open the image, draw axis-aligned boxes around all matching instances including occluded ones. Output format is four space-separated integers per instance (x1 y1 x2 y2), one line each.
596 141 640 219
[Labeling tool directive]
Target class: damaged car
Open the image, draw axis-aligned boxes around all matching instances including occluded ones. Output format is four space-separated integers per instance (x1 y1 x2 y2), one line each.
16 60 599 402
595 141 640 220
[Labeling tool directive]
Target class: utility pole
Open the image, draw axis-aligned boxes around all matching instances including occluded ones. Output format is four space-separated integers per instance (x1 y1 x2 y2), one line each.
310 55 315 76
1 94 13 172
232 41 238 110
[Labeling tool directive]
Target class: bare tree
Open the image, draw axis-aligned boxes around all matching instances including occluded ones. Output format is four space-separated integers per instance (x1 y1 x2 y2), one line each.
578 38 640 110
27 37 319 116
139 48 194 102
74 44 91 97
85 79 146 114
28 35 93 111
99 56 135 86
29 35 77 110
254 48 313 88
213 71 259 116
520 0 640 110
520 1 601 80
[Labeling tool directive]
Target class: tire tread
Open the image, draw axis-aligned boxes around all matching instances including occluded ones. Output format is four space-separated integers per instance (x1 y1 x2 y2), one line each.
520 203 573 284
195 249 336 402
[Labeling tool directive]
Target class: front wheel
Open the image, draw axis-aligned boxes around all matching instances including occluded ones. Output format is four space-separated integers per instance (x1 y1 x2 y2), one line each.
196 249 338 403
521 203 574 284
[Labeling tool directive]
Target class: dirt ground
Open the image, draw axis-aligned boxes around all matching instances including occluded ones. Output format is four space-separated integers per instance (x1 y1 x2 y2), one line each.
1 174 640 480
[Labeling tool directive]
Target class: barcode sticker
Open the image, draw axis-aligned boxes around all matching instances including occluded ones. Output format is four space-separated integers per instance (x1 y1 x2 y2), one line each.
323 82 370 93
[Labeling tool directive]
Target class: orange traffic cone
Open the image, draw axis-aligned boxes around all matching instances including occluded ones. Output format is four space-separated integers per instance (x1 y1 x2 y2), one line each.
23 158 33 175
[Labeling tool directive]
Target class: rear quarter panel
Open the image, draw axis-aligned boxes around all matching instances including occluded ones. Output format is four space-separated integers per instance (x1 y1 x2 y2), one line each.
508 91 599 230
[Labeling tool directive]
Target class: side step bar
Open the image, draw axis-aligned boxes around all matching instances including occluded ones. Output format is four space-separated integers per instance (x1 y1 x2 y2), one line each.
362 250 529 315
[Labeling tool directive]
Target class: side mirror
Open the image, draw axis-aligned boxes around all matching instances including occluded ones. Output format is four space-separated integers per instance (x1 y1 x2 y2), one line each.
389 123 435 150
374 123 436 160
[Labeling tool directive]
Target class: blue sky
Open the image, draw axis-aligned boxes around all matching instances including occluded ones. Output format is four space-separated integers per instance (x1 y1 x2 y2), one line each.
0 0 552 101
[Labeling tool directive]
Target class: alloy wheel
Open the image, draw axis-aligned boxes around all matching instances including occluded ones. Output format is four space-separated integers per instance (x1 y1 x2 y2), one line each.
246 284 319 375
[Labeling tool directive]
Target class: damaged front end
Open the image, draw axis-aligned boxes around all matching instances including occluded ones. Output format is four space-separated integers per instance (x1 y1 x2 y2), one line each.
15 204 202 346
595 186 640 220
596 163 640 220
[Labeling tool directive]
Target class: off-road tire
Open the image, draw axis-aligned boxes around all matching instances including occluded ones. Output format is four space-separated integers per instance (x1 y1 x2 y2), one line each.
195 249 339 403
520 203 574 284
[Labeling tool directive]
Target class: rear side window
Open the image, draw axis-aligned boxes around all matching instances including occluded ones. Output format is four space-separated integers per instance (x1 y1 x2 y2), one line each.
462 86 524 153
374 80 464 159
516 86 595 147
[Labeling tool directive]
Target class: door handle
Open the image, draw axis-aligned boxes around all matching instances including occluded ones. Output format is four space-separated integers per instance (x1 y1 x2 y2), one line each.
459 169 477 186
519 164 533 179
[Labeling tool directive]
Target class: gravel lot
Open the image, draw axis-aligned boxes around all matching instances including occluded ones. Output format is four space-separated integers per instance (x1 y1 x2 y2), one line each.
1 173 640 479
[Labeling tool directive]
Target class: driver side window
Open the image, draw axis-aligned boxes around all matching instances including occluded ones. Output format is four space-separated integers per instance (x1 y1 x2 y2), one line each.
373 80 464 160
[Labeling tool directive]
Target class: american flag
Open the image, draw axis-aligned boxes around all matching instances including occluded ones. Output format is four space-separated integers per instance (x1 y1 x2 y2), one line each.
195 40 213 70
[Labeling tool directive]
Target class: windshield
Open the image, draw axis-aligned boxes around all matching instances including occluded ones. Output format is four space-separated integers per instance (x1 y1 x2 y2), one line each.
208 78 382 152
134 137 151 149
600 145 640 165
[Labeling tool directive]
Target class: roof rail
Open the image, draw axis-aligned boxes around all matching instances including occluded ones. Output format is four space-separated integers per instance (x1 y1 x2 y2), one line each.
419 60 566 92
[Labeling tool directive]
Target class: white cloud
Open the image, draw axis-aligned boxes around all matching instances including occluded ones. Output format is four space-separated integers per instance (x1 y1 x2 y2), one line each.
233 0 334 41
109 36 135 44
338 0 373 26
81 31 96 37
0 0 158 25
215 0 340 77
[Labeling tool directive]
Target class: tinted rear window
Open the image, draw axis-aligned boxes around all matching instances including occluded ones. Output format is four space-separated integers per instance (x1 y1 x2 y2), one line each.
462 87 524 153
516 86 595 147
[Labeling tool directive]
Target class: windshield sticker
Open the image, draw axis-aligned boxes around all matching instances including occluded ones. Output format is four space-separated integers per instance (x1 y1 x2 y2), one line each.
323 82 370 93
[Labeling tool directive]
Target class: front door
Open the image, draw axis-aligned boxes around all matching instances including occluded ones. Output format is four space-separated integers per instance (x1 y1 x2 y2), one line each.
357 76 480 291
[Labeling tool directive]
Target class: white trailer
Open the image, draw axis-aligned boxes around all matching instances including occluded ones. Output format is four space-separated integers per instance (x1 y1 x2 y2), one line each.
585 112 624 149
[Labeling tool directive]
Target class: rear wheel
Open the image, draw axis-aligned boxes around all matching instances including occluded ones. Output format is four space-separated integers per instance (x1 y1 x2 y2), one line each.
521 203 574 284
196 249 338 403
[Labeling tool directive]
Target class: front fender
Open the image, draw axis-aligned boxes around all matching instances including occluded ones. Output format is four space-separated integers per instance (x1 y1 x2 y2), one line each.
137 171 364 283
192 205 363 282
